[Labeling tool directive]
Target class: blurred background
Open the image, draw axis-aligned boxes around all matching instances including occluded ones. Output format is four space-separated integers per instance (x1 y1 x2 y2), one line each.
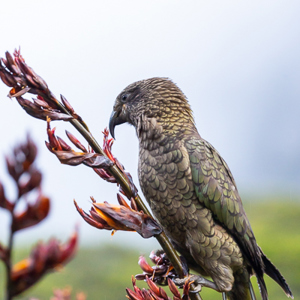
0 1 299 299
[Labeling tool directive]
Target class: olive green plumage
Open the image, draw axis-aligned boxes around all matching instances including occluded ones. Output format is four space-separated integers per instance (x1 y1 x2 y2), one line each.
109 77 293 300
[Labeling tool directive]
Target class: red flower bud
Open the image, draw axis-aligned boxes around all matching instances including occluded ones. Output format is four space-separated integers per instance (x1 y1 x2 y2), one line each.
138 257 154 274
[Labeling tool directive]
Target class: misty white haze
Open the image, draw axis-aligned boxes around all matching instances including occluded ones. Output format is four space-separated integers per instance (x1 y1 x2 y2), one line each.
0 1 299 248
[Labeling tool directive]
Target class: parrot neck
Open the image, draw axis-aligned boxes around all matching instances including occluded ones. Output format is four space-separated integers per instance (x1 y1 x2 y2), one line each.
136 114 197 150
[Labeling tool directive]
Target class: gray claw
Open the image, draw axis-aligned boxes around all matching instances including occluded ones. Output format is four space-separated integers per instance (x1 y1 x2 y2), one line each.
173 274 220 293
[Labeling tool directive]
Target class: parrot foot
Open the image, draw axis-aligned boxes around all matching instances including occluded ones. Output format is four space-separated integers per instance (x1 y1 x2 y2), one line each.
173 274 219 293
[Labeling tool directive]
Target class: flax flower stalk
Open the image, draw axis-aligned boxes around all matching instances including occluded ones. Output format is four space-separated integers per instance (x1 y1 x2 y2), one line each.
0 50 202 300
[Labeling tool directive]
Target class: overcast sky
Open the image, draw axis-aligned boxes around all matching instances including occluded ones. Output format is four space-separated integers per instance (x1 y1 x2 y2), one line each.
0 1 299 247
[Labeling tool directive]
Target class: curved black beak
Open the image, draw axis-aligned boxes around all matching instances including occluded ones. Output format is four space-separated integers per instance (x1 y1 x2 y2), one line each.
109 109 127 139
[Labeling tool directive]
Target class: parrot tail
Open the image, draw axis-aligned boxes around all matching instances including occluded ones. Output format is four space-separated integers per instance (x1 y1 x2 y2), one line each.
260 249 294 298
227 250 294 300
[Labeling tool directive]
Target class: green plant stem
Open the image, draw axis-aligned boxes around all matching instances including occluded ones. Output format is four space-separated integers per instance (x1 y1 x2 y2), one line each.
5 212 14 300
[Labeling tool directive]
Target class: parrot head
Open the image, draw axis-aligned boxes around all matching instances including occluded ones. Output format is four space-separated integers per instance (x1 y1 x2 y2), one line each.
109 77 193 139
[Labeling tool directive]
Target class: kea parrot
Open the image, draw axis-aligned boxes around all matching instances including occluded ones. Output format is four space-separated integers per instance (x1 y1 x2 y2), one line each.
109 77 293 300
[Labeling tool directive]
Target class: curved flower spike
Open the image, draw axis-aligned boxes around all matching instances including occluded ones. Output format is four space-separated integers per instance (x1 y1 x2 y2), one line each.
102 128 115 163
126 275 191 300
46 122 114 169
135 250 188 286
10 230 78 297
15 96 73 121
75 199 161 238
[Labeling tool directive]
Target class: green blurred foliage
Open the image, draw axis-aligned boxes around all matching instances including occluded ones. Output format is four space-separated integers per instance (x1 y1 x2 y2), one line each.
0 200 299 299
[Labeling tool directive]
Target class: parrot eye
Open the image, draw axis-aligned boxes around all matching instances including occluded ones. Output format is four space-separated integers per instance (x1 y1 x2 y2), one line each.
121 94 128 102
